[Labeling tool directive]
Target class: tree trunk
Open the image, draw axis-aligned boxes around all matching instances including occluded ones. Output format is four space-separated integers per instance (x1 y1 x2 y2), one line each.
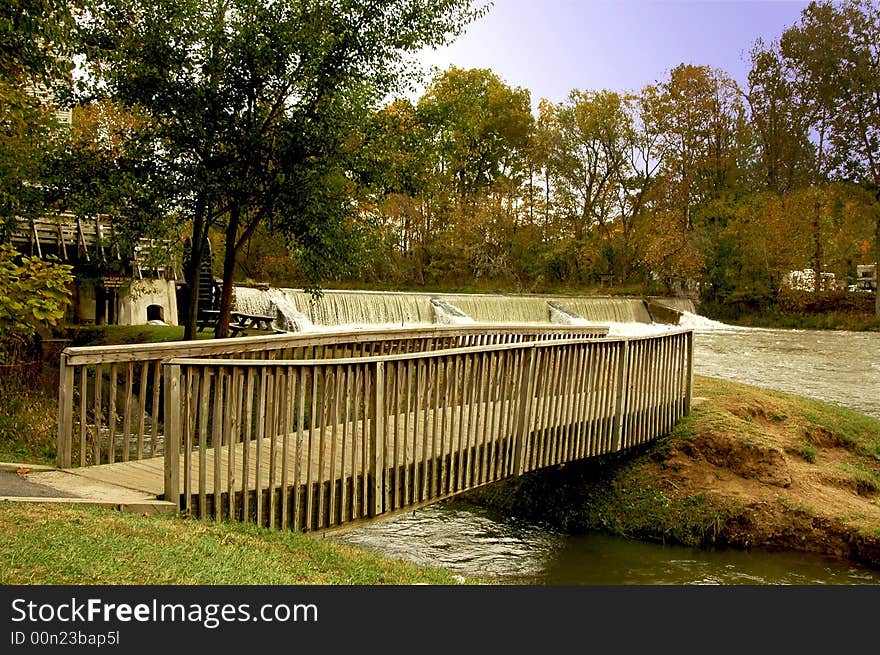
215 206 240 339
813 124 826 295
812 189 823 294
182 197 208 341
875 214 879 318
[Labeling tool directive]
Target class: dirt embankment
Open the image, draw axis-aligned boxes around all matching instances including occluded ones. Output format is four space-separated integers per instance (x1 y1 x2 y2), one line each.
464 375 880 569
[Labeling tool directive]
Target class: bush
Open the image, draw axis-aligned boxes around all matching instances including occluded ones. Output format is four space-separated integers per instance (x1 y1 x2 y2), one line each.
0 245 73 364
777 287 876 315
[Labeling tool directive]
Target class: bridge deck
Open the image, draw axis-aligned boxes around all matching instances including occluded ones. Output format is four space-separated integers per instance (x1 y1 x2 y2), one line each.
63 391 630 499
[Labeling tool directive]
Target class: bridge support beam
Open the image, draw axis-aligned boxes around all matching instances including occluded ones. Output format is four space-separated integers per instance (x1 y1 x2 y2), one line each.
370 361 385 517
163 363 181 508
611 341 629 451
56 353 74 468
513 347 538 476
685 331 694 414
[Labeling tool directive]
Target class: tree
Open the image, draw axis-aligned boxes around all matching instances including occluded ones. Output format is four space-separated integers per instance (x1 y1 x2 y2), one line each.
354 98 437 284
414 67 533 282
779 0 880 312
417 67 533 203
641 64 750 290
545 91 630 247
829 0 880 315
540 88 662 284
78 0 486 338
0 0 76 233
746 40 813 195
356 67 534 287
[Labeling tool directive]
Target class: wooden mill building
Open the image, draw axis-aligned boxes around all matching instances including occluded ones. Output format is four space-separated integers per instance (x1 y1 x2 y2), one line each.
10 212 183 327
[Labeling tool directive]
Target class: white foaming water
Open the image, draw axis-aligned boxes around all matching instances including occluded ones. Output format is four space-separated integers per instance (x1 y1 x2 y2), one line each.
431 298 476 325
678 311 747 332
574 320 680 337
548 302 591 326
233 286 272 315
268 290 314 332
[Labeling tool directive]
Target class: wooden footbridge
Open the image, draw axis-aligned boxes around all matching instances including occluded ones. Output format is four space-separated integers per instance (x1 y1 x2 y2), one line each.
55 324 693 532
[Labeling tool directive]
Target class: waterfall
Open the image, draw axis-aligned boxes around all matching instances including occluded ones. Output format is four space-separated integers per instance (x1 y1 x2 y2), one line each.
234 286 273 316
431 298 476 325
267 291 314 332
558 297 652 323
648 297 696 314
234 287 436 328
442 295 551 323
302 291 435 326
232 286 689 330
548 301 591 326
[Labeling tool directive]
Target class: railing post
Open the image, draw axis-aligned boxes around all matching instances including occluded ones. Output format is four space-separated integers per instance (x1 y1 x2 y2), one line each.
684 330 694 415
163 362 181 509
513 345 537 476
611 340 630 451
56 352 73 468
370 361 385 517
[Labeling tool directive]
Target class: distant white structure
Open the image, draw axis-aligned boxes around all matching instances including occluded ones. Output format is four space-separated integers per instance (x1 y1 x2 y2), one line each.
782 269 841 292
856 264 877 291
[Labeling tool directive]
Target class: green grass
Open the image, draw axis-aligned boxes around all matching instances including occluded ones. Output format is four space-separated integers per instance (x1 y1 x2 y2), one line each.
796 439 818 463
837 462 880 496
68 324 216 346
0 390 57 465
800 399 880 462
0 503 472 585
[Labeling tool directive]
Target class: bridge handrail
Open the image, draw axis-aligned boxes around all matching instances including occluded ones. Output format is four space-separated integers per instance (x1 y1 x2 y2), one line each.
60 324 609 364
56 323 609 468
165 327 692 367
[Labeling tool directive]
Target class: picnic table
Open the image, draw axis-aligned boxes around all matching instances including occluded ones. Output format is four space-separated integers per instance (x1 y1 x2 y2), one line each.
196 309 220 332
229 311 276 335
196 310 277 336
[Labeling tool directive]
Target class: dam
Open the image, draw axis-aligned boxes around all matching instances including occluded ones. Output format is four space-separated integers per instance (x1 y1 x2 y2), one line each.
230 287 695 331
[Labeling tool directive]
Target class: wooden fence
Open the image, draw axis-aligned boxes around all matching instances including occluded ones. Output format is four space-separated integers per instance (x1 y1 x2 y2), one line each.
162 329 693 532
56 325 609 467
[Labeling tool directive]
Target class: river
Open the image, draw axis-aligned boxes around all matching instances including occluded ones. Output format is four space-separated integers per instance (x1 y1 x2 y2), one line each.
334 320 880 584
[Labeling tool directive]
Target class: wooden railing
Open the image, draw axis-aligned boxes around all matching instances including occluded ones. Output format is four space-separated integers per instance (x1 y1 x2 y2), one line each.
162 329 693 532
56 324 609 467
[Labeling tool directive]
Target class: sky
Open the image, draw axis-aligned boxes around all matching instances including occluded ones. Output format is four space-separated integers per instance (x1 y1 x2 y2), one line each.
414 0 813 107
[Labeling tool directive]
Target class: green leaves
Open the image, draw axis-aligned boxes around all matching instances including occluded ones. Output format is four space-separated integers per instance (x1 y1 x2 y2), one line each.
0 245 73 363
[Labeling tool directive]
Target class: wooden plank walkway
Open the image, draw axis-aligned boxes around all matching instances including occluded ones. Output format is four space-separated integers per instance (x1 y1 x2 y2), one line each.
63 387 666 500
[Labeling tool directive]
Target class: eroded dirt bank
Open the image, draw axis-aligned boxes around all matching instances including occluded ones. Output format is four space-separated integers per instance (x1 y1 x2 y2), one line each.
462 375 880 570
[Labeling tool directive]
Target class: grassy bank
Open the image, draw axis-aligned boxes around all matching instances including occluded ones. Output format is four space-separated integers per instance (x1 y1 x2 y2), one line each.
0 503 467 585
720 311 880 332
66 324 216 346
462 375 880 568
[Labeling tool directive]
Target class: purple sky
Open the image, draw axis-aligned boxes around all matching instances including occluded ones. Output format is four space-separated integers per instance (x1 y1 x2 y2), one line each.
414 0 813 106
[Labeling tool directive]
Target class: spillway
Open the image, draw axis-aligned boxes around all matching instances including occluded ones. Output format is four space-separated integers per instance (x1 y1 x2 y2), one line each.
231 286 689 332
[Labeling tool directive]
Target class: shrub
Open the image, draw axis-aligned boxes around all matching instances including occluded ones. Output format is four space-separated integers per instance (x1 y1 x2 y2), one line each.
0 245 73 363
